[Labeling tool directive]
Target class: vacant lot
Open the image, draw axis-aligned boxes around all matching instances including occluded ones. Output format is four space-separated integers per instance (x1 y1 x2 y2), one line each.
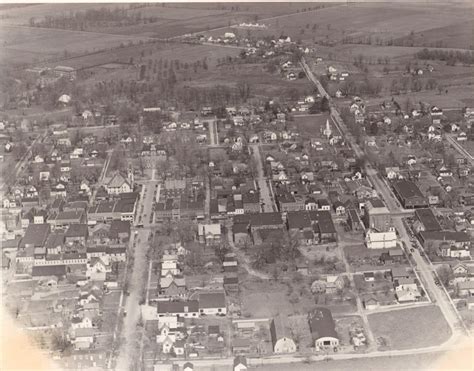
241 279 314 318
290 113 332 138
368 305 452 350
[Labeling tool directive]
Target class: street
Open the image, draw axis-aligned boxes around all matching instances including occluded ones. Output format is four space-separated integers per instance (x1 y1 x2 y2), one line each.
114 179 159 370
250 144 275 212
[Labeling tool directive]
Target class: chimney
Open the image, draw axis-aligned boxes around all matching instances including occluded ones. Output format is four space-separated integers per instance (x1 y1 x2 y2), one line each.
184 305 189 313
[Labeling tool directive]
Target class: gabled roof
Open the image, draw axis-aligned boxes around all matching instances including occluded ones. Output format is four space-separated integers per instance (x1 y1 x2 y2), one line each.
107 173 130 189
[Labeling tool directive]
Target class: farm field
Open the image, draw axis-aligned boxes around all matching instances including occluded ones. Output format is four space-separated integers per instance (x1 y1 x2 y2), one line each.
395 20 474 50
184 63 312 99
0 3 129 25
368 305 452 350
0 24 153 66
206 2 473 46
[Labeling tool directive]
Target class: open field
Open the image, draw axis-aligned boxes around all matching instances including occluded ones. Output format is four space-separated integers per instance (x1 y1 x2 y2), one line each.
0 25 152 66
240 279 314 318
395 20 474 50
368 305 452 350
206 3 473 47
184 63 312 99
0 3 128 25
38 42 238 72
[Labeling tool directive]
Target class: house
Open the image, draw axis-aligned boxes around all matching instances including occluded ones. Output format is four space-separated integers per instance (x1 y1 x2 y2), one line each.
72 328 96 350
232 338 251 354
157 301 199 318
159 276 186 298
308 308 339 349
106 173 132 195
183 362 194 371
197 223 221 245
270 314 297 353
64 224 89 244
199 292 227 315
457 281 474 297
385 167 401 180
233 355 248 371
366 229 397 249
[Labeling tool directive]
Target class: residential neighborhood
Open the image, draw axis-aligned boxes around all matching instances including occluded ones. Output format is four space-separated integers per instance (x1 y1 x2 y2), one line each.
0 2 473 371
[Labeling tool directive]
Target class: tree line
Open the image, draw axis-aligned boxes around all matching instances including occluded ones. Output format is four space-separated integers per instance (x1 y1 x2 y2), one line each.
29 7 160 30
416 48 474 65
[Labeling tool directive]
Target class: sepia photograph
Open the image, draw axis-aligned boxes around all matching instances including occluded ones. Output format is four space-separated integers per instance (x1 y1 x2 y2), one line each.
0 1 473 370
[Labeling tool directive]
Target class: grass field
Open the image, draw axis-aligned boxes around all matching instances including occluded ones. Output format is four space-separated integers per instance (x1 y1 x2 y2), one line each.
368 305 452 350
184 62 312 99
290 113 332 138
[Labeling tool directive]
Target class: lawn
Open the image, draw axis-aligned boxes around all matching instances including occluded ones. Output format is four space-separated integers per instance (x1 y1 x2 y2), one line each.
368 305 452 350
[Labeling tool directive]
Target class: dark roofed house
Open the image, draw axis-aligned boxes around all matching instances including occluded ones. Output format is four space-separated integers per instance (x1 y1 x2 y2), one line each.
392 180 428 209
199 292 227 315
308 307 339 349
50 210 85 229
310 211 337 242
109 220 131 243
414 208 442 232
234 212 284 231
233 223 251 246
157 300 199 318
287 211 312 231
233 355 248 370
20 223 50 249
64 224 89 244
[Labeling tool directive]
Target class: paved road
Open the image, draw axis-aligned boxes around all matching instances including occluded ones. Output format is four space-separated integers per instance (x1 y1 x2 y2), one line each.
300 57 468 340
250 144 275 212
114 180 159 370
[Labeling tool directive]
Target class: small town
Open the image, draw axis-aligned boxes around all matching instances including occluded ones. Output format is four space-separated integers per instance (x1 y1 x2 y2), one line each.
0 2 473 371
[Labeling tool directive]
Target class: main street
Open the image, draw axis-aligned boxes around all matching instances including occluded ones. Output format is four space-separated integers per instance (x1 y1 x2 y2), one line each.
300 57 469 340
250 144 275 212
114 177 160 370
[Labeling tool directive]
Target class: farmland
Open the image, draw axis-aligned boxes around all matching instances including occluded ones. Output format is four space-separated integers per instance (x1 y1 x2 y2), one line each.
368 305 452 350
184 62 313 99
206 2 473 49
0 25 153 66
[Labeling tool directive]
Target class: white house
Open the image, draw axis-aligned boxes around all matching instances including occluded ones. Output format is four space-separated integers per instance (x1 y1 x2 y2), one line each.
105 173 132 195
366 229 397 249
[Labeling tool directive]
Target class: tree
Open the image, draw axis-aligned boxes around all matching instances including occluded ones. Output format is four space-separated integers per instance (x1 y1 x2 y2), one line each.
436 265 453 286
321 96 330 112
